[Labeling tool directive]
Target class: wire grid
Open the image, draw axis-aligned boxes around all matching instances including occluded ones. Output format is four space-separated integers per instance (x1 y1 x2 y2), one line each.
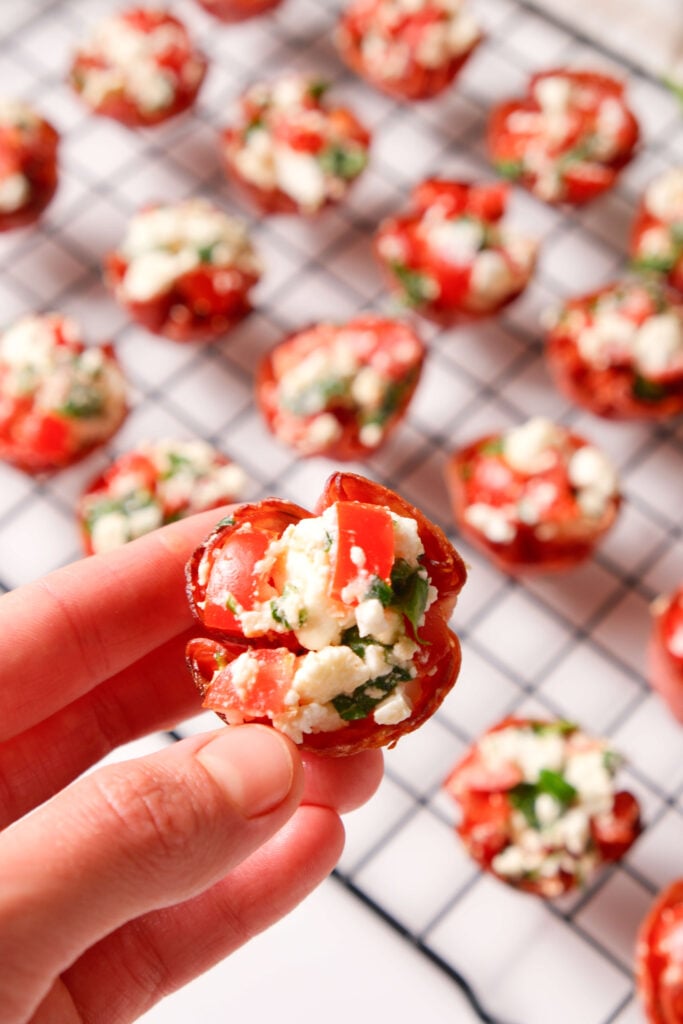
1 1 682 1022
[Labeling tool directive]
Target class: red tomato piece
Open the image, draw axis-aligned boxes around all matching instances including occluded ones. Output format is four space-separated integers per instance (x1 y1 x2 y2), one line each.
185 474 467 755
488 68 639 205
545 280 683 420
257 315 425 460
631 169 683 297
336 0 482 101
445 717 641 897
374 177 537 324
445 419 620 574
69 8 207 128
636 879 683 1024
330 502 395 599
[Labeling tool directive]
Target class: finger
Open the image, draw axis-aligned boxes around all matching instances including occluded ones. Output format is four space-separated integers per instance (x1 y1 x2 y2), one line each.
0 506 231 743
0 725 301 1024
301 749 384 814
0 629 204 828
56 805 344 1024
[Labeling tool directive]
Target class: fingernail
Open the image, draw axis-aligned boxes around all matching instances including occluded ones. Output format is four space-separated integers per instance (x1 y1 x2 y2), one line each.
197 726 296 819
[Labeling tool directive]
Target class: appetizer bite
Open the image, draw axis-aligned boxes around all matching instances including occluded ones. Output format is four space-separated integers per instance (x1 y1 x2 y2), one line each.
374 178 537 322
488 69 639 204
336 0 482 101
195 0 283 20
220 74 371 215
636 879 683 1024
106 198 262 342
648 587 683 724
0 99 58 231
185 472 467 755
0 313 128 474
445 717 641 897
69 8 207 128
631 168 683 294
257 315 425 459
445 417 620 573
545 279 683 419
78 439 248 555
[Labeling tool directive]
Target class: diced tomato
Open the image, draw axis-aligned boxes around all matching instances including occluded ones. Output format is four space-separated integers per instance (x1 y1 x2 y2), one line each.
176 267 240 317
203 647 297 720
30 414 71 459
563 162 616 205
273 121 324 154
591 790 641 860
330 502 395 600
203 529 272 629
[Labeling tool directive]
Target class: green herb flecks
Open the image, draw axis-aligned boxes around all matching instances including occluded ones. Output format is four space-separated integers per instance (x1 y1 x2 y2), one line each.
282 376 350 416
198 242 218 264
60 384 104 419
494 159 524 181
365 576 394 607
633 375 668 402
390 558 430 635
83 491 156 534
270 601 291 629
509 769 578 829
530 720 576 737
479 437 504 457
390 261 436 308
214 514 236 530
631 253 676 274
319 144 367 181
308 80 329 102
332 666 411 721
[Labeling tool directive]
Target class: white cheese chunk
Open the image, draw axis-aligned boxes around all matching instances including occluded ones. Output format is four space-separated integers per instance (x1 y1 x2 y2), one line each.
503 417 562 474
373 686 413 725
645 167 683 222
0 172 30 213
633 312 683 378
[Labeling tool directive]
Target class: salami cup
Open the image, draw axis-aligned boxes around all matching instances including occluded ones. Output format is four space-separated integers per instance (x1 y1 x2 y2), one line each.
186 473 467 756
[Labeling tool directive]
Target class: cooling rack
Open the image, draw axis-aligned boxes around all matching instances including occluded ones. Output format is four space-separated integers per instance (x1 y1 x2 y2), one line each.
1 2 682 1022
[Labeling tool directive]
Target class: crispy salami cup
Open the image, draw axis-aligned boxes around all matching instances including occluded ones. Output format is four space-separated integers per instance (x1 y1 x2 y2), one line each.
0 313 128 475
220 74 371 216
195 0 283 20
0 99 58 232
445 717 641 897
545 279 683 420
445 417 620 574
257 315 425 459
78 439 248 555
336 0 482 102
375 178 538 323
69 8 207 128
185 473 467 756
106 198 262 342
631 168 683 294
488 68 639 205
636 879 683 1024
648 588 683 724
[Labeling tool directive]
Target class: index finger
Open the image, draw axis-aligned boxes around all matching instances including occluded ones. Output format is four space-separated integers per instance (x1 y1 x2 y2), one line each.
0 506 231 743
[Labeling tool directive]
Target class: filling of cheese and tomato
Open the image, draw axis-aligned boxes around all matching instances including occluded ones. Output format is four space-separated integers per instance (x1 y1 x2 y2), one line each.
549 283 683 394
378 208 536 312
227 75 369 212
472 721 622 885
116 199 261 303
497 74 632 201
271 323 422 452
72 10 205 115
198 503 437 742
633 168 683 274
0 99 44 213
348 0 481 81
81 440 248 554
461 418 618 545
0 314 127 446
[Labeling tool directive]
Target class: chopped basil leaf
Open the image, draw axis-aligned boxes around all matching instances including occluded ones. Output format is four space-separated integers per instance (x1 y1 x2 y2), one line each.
270 601 291 628
319 144 367 180
530 720 576 736
632 253 675 274
365 576 394 607
198 242 217 264
479 437 504 457
603 749 621 775
494 159 524 180
362 376 414 428
282 376 348 416
390 261 434 307
308 80 329 101
214 515 236 529
332 666 411 721
323 530 333 552
341 625 387 658
84 491 155 533
225 593 239 614
60 385 104 419
537 768 577 805
245 115 264 137
508 782 539 828
390 558 430 634
633 375 667 402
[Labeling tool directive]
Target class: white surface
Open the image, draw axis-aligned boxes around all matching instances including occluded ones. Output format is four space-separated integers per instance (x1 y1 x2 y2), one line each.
1 2 683 1023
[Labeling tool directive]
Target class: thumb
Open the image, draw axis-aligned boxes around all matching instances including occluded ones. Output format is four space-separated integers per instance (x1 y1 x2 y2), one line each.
0 725 301 1024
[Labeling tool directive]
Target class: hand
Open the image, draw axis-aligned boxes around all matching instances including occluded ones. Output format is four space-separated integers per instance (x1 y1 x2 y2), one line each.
0 509 383 1024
